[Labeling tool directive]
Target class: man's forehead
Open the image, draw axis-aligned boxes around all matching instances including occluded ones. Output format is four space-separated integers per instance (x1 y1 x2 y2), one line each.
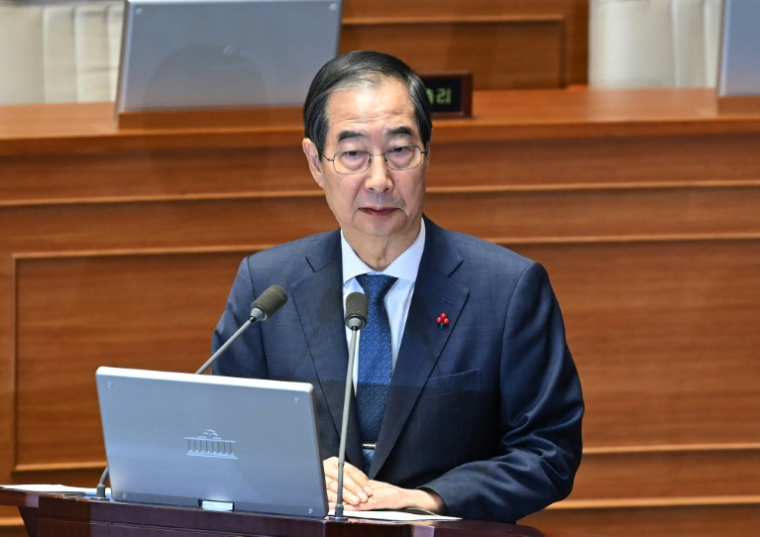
324 79 418 140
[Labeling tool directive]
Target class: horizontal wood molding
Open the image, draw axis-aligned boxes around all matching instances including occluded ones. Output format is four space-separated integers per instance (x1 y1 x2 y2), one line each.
522 500 760 537
8 231 760 264
14 461 105 473
4 179 760 209
7 89 758 158
557 495 760 510
571 445 760 500
490 233 760 245
584 442 760 455
2 185 759 251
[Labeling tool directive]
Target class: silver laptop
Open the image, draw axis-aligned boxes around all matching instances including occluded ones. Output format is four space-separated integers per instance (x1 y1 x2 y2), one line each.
96 366 328 518
718 0 760 96
115 0 343 112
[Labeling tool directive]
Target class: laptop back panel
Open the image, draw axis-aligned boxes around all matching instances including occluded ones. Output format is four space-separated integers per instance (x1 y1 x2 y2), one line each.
115 0 343 111
96 366 328 518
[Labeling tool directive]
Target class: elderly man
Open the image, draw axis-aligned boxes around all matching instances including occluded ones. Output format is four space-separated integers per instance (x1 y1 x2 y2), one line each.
212 50 583 523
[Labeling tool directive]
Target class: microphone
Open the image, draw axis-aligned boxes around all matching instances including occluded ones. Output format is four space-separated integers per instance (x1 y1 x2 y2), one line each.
94 285 289 500
345 291 368 330
195 285 288 375
250 284 289 322
332 292 368 520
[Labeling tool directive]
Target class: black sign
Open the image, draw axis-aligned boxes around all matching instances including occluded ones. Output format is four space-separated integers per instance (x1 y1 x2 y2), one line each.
420 72 472 118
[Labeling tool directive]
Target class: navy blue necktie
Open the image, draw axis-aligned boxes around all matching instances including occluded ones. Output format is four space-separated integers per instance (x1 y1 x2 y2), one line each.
355 274 397 471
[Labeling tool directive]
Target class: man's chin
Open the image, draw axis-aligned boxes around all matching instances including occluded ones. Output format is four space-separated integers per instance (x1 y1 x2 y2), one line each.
355 215 421 241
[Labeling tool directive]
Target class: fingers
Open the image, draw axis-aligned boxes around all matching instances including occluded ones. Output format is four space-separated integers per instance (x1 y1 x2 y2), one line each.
324 476 338 505
322 457 340 481
325 477 361 508
322 457 372 507
346 481 439 513
324 475 440 513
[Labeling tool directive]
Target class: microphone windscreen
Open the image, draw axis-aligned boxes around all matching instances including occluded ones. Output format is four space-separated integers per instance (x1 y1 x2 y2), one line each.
251 285 288 321
345 291 368 329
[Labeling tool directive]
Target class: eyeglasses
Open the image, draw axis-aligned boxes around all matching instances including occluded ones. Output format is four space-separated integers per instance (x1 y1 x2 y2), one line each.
324 145 428 174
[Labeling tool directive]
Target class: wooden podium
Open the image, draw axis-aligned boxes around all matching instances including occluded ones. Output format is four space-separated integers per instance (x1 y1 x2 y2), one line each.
0 488 557 537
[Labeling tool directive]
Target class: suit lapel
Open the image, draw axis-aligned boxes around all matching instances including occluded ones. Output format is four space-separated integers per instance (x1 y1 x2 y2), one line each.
289 232 364 469
371 220 470 476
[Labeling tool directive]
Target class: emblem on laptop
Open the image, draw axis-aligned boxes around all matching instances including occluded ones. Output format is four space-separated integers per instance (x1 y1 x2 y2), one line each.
185 429 237 459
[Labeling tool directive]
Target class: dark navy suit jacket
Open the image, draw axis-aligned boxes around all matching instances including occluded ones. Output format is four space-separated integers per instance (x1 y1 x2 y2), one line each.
212 217 584 523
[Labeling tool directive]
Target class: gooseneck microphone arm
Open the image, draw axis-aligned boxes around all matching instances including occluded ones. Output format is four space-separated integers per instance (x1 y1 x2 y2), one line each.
95 466 109 500
332 292 368 520
94 284 289 501
197 284 288 375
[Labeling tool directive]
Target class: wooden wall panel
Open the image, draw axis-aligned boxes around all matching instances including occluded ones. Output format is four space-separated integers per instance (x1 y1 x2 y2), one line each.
0 146 315 201
9 208 760 470
341 0 589 87
3 89 760 536
340 19 564 89
0 200 334 253
508 240 760 448
13 252 245 469
426 186 760 240
0 523 26 537
427 134 760 188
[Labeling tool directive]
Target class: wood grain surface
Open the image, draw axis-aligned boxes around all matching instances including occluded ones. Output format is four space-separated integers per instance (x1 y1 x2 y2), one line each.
2 85 760 537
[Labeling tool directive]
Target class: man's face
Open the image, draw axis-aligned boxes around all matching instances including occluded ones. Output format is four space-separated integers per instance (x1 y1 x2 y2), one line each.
302 78 428 250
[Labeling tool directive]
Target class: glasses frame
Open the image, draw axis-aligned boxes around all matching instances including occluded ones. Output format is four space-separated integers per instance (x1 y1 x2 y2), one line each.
323 145 428 175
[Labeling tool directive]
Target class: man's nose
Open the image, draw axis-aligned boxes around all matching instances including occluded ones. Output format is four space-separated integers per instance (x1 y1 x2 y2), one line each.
364 155 392 191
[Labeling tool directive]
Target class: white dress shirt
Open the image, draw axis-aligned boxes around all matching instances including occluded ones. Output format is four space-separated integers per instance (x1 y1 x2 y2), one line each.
341 219 425 384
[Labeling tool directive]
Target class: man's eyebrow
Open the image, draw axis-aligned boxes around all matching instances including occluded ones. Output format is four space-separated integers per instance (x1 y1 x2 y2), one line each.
337 130 365 143
387 126 415 137
336 126 416 143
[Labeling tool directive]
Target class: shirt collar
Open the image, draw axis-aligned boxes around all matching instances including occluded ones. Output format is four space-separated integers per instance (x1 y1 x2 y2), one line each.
341 219 426 284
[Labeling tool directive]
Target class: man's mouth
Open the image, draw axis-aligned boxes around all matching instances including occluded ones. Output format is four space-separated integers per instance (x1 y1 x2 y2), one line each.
359 207 398 217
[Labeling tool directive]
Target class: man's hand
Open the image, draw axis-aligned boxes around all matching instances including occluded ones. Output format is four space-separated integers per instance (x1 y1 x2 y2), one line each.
323 457 372 508
322 457 445 513
356 481 445 513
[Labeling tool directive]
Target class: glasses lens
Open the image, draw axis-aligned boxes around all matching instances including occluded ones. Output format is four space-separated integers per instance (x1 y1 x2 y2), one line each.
386 146 420 170
331 146 423 174
335 151 370 173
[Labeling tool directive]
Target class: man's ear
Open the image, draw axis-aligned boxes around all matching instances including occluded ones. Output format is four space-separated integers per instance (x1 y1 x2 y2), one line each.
302 138 325 188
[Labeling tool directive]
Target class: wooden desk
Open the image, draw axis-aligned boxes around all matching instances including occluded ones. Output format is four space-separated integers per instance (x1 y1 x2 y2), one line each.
0 488 562 537
2 88 760 537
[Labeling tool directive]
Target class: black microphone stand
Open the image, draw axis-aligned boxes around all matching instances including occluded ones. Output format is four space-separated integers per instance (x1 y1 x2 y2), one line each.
331 292 367 520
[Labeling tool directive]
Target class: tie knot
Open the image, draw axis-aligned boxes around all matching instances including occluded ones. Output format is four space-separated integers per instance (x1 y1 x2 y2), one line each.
356 274 397 303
